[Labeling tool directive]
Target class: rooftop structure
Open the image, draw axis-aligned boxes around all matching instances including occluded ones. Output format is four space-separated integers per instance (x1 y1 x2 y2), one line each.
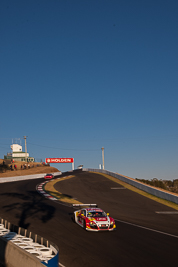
4 142 34 162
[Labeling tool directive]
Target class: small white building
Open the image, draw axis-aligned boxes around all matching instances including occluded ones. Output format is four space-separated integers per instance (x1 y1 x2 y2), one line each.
4 144 34 162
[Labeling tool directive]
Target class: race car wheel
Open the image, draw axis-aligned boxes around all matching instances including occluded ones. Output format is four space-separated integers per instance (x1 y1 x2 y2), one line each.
83 220 86 230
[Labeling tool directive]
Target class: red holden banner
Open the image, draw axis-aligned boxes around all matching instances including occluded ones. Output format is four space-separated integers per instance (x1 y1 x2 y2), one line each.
45 158 74 163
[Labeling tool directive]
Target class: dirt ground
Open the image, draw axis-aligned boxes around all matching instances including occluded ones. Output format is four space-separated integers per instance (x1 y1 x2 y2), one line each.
0 159 59 178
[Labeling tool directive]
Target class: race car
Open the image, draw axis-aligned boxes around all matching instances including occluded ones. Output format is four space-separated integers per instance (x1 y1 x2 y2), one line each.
44 173 54 179
72 204 116 231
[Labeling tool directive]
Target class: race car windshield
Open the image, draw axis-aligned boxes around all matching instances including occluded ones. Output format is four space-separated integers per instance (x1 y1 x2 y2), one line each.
87 211 107 217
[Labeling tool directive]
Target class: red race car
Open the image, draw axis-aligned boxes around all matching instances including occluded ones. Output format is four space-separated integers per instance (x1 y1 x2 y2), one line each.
73 204 116 231
44 173 54 179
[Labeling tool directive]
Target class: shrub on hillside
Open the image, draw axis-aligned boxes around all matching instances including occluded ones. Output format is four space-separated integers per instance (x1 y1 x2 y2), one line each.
136 178 166 190
0 163 10 173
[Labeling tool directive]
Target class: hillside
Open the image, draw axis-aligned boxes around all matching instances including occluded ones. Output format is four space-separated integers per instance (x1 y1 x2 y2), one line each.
0 159 59 178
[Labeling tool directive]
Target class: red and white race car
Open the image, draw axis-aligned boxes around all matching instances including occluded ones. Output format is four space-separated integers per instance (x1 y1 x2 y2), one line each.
73 204 116 231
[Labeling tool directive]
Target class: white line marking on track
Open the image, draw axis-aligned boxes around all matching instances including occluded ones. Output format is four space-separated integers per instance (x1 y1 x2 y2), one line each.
155 211 178 214
115 219 178 239
111 187 126 189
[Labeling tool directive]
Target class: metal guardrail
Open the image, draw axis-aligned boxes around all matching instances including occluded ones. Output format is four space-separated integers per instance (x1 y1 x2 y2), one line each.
83 168 178 205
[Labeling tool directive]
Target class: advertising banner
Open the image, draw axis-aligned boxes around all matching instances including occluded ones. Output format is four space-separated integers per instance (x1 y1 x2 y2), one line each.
45 158 74 163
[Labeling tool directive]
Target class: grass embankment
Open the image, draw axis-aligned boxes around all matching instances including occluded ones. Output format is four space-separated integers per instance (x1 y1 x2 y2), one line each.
0 159 59 178
44 171 178 209
95 172 178 210
44 175 82 204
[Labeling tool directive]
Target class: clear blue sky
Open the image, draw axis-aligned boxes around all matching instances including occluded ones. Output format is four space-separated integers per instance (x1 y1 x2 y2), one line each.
1 0 178 180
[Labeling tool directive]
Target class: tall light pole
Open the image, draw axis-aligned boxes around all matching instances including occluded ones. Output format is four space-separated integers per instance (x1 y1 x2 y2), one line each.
101 147 105 170
23 136 28 162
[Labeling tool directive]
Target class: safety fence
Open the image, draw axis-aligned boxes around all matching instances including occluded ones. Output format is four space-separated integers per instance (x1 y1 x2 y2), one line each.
83 168 178 205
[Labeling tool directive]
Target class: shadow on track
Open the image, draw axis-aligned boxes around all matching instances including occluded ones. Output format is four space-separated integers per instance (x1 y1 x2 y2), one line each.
1 191 55 229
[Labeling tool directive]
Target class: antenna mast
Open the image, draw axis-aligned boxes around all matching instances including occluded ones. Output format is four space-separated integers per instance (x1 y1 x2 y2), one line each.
23 136 28 162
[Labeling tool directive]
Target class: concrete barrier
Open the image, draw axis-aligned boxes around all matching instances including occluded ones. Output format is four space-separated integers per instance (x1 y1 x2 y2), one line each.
0 237 44 267
0 217 59 267
83 168 178 205
0 172 61 266
0 172 62 183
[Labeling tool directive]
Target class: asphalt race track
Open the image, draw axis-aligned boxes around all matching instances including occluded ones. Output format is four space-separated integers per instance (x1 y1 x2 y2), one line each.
0 171 178 267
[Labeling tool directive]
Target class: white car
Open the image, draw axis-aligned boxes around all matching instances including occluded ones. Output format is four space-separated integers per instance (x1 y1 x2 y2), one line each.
73 204 116 231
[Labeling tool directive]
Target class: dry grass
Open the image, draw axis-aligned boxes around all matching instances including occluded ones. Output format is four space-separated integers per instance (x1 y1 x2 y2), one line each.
45 171 178 208
0 159 59 178
93 172 178 210
2 158 178 210
45 176 82 204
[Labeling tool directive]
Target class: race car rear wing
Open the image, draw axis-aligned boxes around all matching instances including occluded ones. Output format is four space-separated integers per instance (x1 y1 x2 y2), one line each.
72 204 97 208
